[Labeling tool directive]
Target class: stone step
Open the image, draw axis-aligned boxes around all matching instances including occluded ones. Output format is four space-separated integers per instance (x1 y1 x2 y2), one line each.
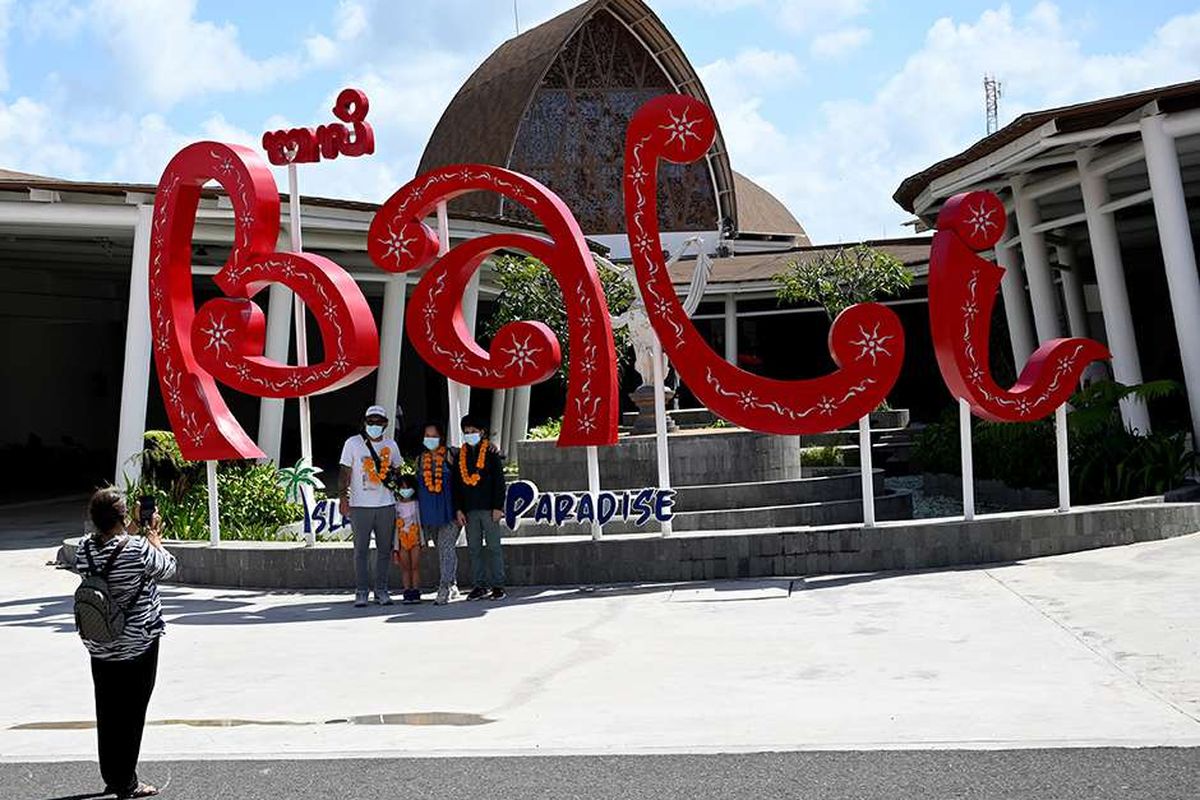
510 489 914 536
671 470 886 511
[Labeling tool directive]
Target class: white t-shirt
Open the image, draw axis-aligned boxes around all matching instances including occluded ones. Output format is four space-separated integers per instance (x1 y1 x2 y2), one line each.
339 435 400 508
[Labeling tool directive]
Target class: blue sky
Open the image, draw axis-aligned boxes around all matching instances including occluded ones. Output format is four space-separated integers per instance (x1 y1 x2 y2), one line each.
3 0 1200 242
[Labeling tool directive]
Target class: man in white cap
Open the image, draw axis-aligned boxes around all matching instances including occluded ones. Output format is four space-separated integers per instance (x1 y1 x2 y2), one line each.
338 405 400 607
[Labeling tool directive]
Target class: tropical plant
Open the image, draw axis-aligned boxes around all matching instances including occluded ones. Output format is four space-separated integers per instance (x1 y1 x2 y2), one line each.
126 431 304 541
913 381 1196 503
801 445 845 467
485 254 635 383
773 244 914 320
527 417 563 441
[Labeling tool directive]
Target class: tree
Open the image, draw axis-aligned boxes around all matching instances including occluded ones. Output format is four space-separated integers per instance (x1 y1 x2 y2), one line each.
773 244 913 320
483 254 634 384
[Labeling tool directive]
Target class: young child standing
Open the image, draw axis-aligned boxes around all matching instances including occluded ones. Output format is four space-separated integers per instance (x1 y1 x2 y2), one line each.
417 422 460 606
393 474 423 604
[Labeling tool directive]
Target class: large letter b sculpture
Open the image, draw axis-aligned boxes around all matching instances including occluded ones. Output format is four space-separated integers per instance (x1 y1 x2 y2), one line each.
149 142 379 461
929 191 1109 421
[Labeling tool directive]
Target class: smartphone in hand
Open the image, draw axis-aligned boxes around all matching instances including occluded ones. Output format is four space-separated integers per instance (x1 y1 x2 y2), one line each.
138 496 156 528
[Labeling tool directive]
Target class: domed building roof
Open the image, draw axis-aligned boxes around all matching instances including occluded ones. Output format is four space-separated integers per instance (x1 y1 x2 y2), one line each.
419 0 807 244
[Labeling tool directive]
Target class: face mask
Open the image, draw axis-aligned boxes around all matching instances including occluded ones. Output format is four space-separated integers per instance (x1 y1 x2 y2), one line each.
423 437 441 451
398 488 415 499
463 432 482 447
365 424 385 438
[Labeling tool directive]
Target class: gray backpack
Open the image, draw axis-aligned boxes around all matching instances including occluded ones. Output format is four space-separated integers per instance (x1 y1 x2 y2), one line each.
74 538 143 644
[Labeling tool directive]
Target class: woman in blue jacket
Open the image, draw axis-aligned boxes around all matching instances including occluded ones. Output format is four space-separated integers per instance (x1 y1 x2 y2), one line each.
416 421 459 604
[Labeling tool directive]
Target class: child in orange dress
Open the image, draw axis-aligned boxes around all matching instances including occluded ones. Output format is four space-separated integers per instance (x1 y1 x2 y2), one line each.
393 474 423 604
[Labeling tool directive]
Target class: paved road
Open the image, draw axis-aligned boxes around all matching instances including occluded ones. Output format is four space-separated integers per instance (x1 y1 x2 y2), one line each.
6 749 1200 800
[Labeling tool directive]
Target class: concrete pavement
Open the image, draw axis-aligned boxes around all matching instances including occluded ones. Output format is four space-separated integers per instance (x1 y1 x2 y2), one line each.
1 499 1199 762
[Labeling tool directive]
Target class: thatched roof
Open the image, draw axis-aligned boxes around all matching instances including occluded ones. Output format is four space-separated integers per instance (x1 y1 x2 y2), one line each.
418 0 758 236
732 172 809 242
667 237 932 286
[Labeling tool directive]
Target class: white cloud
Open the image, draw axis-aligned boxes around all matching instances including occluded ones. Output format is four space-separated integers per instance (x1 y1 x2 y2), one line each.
659 0 870 35
810 26 871 59
709 3 1200 243
87 0 303 107
0 96 88 177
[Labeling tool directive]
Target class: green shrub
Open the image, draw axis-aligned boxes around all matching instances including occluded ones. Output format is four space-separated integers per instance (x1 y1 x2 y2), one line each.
527 418 563 441
801 445 844 467
126 432 303 541
913 381 1196 503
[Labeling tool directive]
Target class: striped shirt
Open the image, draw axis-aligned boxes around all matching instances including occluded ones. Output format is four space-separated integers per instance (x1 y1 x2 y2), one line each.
75 533 177 661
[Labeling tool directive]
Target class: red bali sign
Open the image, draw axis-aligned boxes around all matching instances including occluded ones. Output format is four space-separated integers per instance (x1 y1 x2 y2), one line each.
149 91 1110 463
928 190 1108 422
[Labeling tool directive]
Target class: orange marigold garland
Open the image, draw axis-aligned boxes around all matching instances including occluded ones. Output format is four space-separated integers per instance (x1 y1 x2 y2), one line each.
458 439 489 487
422 447 446 493
362 448 392 484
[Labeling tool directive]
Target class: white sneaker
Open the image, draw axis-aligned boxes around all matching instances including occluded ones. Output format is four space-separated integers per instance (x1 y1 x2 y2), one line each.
435 586 449 606
449 584 461 601
354 592 368 607
375 590 393 606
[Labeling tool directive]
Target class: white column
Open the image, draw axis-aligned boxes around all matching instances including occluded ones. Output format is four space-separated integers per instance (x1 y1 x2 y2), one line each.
724 294 738 364
256 283 293 464
1077 149 1151 434
1055 246 1089 339
1056 245 1106 386
114 205 154 488
437 203 462 446
458 269 481 416
374 273 408 422
996 230 1036 367
509 385 532 463
1141 114 1200 447
1012 177 1065 341
501 386 515 456
490 388 507 451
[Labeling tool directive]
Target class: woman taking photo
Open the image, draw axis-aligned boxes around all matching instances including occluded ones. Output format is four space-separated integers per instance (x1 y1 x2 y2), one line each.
74 487 177 799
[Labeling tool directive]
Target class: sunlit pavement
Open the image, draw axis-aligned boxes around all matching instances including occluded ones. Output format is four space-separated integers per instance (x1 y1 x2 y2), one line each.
2 499 1199 797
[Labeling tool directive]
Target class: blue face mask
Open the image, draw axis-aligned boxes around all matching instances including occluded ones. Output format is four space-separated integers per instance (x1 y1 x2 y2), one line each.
463 432 482 447
423 437 441 451
365 424 385 438
398 488 415 499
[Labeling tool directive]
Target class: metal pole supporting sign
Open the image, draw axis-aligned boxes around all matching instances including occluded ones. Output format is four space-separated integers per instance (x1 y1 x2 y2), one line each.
651 337 672 536
586 446 602 540
287 163 313 469
858 415 875 527
959 398 975 521
206 459 220 546
1056 404 1070 511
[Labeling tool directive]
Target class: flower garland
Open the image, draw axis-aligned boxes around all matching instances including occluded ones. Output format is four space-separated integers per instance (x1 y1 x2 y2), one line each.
458 439 489 487
422 447 446 493
362 447 392 485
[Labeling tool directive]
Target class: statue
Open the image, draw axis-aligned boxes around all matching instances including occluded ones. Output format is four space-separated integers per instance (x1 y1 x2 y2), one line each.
607 236 713 434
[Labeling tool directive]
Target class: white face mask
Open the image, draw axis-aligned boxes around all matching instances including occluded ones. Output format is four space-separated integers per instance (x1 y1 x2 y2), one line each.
365 423 385 438
423 437 441 451
398 488 415 499
463 432 482 447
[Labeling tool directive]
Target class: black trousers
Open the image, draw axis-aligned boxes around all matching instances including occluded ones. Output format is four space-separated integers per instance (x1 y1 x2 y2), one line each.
90 638 160 794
